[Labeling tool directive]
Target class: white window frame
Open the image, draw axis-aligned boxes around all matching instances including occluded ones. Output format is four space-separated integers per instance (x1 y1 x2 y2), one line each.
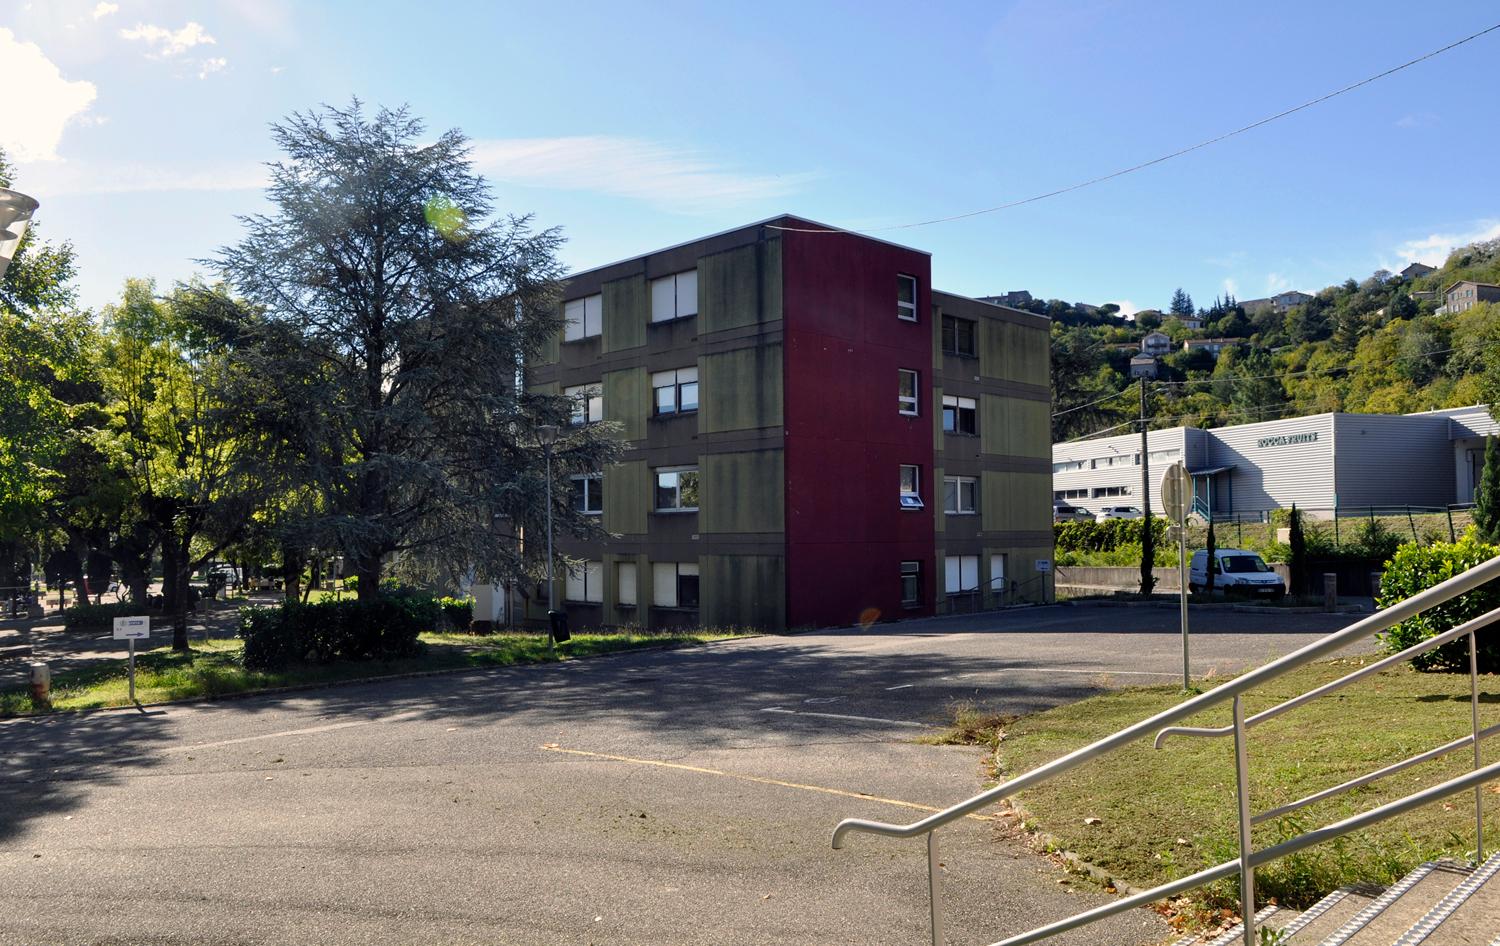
654 466 700 513
943 475 978 515
564 383 602 426
652 367 700 415
942 395 977 435
898 369 919 416
650 270 699 323
563 293 603 342
570 474 603 515
564 560 603 604
652 561 699 608
944 555 979 595
897 274 918 321
900 464 923 509
617 562 637 607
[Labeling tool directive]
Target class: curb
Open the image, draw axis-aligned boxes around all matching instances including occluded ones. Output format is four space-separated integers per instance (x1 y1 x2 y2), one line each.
1000 795 1150 898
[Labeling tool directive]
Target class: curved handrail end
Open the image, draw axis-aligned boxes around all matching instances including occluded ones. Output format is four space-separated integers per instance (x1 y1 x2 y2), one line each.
1154 724 1231 748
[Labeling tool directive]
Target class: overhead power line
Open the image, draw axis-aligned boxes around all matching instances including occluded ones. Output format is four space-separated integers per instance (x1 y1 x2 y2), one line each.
768 22 1500 235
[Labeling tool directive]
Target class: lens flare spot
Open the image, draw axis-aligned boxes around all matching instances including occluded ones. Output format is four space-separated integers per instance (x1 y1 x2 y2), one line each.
423 195 469 242
858 607 881 630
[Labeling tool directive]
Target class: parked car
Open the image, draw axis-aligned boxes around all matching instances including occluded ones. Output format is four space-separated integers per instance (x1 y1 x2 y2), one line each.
1053 501 1092 523
1189 548 1285 599
1095 505 1143 522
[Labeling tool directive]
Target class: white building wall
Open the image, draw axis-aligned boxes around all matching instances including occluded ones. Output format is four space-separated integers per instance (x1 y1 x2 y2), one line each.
1051 427 1188 515
1208 414 1336 514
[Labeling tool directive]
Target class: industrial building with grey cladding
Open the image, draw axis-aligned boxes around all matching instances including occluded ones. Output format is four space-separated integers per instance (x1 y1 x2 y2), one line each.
1052 405 1500 520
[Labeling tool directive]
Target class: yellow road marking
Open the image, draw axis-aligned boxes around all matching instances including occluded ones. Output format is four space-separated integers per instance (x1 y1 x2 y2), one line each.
539 745 993 822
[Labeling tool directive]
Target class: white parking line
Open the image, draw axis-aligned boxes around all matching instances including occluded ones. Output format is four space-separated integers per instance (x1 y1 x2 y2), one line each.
163 709 425 753
884 684 914 690
760 707 930 728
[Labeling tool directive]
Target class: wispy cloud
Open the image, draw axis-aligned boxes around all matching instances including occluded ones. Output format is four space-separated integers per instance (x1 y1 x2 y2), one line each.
1265 272 1291 293
1394 112 1440 130
198 56 228 79
120 21 216 58
0 28 97 162
468 136 812 211
17 158 266 196
92 2 119 19
1394 219 1500 267
1222 278 1239 298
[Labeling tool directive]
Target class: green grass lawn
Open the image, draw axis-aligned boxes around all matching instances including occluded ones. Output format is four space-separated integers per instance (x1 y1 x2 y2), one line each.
0 629 752 718
995 658 1500 917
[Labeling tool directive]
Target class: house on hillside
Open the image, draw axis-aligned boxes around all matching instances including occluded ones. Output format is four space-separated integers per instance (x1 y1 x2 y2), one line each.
1176 314 1205 329
1437 280 1500 315
1400 262 1437 280
1182 337 1244 357
1242 291 1314 315
978 290 1032 308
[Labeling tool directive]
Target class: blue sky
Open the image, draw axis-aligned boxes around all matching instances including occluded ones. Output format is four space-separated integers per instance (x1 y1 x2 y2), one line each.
5 0 1499 315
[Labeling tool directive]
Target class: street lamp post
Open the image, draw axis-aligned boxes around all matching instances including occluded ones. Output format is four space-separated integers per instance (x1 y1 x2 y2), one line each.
0 189 40 279
538 424 560 656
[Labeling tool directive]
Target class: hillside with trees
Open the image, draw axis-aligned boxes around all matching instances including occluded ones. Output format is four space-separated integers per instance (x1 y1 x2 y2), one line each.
1045 241 1500 441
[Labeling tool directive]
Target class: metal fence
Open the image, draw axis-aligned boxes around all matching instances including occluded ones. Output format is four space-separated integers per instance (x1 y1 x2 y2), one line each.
1189 503 1476 547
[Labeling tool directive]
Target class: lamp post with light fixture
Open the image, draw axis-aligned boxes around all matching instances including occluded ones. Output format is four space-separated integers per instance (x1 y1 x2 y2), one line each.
0 188 39 279
538 424 560 656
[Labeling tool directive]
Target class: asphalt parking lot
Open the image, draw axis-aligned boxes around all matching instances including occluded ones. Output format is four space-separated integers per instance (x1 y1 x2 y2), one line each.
0 603 1363 945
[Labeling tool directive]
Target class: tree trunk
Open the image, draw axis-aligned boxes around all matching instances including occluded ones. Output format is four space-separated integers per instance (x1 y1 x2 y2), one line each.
356 555 381 602
160 535 190 651
282 544 302 603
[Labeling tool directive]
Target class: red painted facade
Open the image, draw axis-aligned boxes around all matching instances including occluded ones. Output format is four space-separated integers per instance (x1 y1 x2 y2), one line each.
781 227 937 627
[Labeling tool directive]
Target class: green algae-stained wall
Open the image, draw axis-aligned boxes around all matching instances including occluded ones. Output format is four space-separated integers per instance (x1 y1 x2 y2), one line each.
603 366 648 442
701 553 785 629
700 449 784 534
700 345 783 433
980 395 1051 459
603 460 648 536
602 274 647 353
699 239 782 333
979 319 1048 388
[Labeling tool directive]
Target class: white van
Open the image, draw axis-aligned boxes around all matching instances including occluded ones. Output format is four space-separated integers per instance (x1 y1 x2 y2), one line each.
1189 548 1285 599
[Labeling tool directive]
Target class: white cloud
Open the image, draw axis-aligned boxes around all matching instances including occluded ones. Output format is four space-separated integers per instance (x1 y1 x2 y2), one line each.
1107 299 1139 317
0 28 98 162
469 136 810 211
1394 219 1500 268
92 2 119 19
1223 278 1239 298
1265 272 1291 293
120 21 216 58
18 158 266 196
198 56 228 79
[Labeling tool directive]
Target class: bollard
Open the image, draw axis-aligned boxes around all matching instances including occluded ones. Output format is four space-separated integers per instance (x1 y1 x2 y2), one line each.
29 661 51 708
1323 573 1337 613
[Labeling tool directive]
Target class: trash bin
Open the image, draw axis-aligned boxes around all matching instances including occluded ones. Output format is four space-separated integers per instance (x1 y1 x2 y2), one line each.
547 609 571 643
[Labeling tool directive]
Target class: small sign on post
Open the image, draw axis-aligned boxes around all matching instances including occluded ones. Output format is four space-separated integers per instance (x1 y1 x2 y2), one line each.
113 615 150 703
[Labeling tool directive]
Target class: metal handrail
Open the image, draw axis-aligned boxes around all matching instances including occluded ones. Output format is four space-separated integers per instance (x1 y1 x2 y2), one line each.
831 552 1500 946
1152 608 1500 747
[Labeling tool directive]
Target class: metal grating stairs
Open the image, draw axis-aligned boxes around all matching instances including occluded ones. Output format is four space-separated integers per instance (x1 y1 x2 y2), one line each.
1168 853 1500 946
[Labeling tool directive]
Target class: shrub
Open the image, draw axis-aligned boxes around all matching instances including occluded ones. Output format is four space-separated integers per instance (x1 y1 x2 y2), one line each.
1379 528 1500 673
1054 518 1166 554
62 601 154 632
437 596 473 631
239 595 433 670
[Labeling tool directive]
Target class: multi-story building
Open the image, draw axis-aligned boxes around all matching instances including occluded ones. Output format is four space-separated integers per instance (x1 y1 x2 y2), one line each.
524 215 1052 631
1438 280 1500 315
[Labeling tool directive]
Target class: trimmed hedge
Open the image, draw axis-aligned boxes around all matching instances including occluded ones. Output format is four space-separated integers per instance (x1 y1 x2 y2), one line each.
239 595 435 670
437 596 473 631
62 601 153 632
1054 518 1166 554
1379 528 1500 673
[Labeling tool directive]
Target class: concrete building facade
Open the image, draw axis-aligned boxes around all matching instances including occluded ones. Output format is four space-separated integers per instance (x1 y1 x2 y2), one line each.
1052 407 1497 521
527 216 1053 631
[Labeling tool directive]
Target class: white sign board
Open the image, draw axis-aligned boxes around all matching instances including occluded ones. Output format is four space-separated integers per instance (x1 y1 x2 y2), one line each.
112 615 150 640
1035 559 1052 573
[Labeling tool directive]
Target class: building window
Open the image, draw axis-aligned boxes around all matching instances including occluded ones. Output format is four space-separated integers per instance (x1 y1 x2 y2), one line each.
897 274 918 321
652 367 699 415
989 554 1008 593
900 560 922 606
1054 488 1088 500
899 464 923 509
570 474 603 515
652 562 699 608
898 369 919 415
563 294 602 342
617 562 637 607
944 555 978 595
1053 459 1087 474
1093 485 1130 498
943 475 977 515
1092 453 1137 469
564 384 602 426
565 560 603 604
651 270 698 323
654 466 700 512
1147 448 1181 464
941 315 976 356
942 395 977 435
